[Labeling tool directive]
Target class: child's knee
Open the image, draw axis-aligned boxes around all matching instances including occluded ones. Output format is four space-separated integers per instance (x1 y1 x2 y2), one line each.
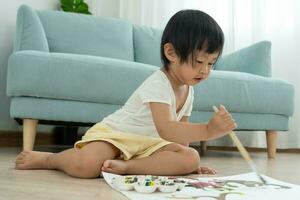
68 156 103 178
182 148 200 172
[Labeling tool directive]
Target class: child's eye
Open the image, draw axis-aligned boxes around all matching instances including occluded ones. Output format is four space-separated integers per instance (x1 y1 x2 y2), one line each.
210 63 216 70
195 60 215 69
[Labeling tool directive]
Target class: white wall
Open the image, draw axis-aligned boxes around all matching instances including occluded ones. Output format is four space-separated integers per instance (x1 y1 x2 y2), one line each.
87 0 120 18
0 0 59 131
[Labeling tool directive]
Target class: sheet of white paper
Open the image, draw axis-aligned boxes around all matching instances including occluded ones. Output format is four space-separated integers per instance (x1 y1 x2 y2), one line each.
102 172 300 200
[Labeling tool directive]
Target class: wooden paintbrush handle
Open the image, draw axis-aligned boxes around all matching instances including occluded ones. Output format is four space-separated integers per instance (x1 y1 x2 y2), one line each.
228 132 252 162
212 106 267 184
212 106 252 163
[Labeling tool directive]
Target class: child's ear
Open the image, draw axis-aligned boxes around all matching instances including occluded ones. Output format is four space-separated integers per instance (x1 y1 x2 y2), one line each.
164 43 178 63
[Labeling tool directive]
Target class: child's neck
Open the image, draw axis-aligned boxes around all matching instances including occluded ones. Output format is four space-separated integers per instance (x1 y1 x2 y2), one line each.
161 68 186 92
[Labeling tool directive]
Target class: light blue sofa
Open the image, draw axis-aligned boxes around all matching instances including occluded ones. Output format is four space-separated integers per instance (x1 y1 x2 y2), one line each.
7 5 294 158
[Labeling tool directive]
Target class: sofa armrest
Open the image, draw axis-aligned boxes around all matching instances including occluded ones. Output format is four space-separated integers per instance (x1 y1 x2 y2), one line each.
14 5 49 52
7 51 158 105
214 41 271 77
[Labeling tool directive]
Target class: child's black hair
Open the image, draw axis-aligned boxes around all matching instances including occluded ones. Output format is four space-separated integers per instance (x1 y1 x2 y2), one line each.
161 9 224 70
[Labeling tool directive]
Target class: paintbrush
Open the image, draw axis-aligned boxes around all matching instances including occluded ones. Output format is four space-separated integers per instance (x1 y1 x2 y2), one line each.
212 106 267 184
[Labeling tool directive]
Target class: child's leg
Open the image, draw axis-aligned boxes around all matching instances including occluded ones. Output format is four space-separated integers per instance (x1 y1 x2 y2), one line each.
15 141 120 178
102 143 200 175
184 143 217 175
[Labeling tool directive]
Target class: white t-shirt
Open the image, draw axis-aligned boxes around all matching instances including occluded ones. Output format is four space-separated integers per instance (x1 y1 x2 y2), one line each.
102 70 194 138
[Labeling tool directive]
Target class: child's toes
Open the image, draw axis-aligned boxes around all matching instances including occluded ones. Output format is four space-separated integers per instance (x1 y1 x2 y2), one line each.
15 163 25 170
15 155 24 162
102 167 113 173
15 155 21 160
102 160 110 168
21 151 30 155
205 168 217 175
15 157 23 164
15 159 26 169
197 167 217 175
101 160 112 171
15 159 24 165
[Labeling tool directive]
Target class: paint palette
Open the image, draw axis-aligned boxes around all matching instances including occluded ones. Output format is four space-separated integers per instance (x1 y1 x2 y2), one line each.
158 179 179 193
111 175 186 193
112 176 138 191
133 180 157 193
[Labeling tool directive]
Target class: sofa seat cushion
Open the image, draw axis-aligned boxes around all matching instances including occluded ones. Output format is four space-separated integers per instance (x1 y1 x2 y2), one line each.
7 51 294 117
7 51 157 105
193 70 294 116
10 97 289 130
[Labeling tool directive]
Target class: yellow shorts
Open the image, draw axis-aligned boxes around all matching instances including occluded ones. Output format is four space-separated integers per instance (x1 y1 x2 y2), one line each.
74 123 172 160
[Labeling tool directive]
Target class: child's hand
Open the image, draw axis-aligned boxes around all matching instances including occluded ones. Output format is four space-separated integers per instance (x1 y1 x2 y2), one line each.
207 105 237 139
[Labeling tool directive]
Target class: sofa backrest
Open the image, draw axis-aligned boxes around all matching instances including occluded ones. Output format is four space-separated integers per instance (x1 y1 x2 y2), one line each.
133 25 163 67
15 5 272 77
38 11 135 61
15 5 166 65
16 5 135 61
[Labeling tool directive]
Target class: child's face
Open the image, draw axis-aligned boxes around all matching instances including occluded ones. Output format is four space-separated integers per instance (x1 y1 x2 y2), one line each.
173 50 219 86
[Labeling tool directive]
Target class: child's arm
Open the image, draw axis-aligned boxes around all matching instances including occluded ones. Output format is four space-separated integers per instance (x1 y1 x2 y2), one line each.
180 116 189 123
150 103 237 145
179 116 190 146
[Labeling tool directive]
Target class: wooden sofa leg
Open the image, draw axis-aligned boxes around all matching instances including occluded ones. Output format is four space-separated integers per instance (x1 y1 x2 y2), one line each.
200 141 207 156
23 119 38 151
266 130 277 159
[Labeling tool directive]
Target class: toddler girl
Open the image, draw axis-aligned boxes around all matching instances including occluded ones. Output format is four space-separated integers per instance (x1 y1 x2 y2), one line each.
15 9 237 178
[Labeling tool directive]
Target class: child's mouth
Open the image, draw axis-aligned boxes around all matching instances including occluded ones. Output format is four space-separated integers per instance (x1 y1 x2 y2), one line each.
194 78 203 82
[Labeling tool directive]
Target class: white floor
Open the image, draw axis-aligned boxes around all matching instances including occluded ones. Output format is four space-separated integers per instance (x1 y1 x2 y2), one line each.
1 146 300 200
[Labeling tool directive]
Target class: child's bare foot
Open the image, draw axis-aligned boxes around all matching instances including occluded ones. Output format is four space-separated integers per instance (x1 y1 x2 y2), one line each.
101 160 128 175
15 151 54 170
194 166 217 175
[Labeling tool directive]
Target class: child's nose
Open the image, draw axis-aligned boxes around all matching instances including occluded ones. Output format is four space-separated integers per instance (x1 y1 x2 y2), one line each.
199 65 209 74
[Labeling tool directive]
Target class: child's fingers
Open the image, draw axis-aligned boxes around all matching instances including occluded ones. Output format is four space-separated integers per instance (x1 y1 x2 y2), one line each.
220 110 233 119
225 122 237 130
224 114 234 120
219 105 228 113
220 114 234 123
221 114 233 120
216 105 229 116
214 105 229 113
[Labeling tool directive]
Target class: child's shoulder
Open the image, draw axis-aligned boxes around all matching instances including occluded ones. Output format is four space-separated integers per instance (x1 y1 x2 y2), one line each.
144 70 168 84
138 70 170 92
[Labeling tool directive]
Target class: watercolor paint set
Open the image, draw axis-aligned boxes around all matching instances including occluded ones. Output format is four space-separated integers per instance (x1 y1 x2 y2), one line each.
111 175 186 193
104 172 300 200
